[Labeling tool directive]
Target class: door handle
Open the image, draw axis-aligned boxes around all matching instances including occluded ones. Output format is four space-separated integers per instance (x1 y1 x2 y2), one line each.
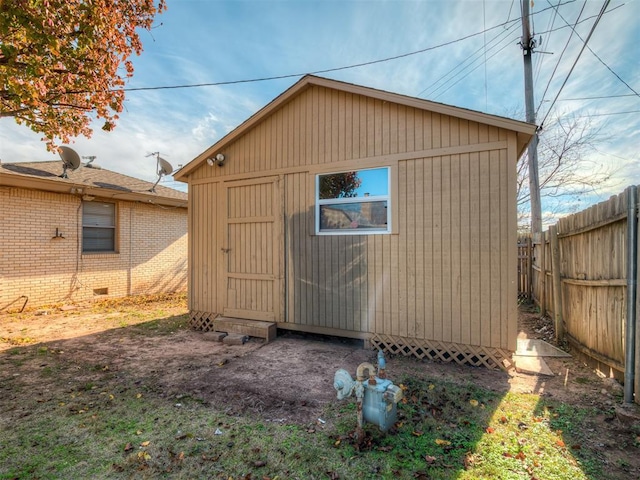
221 248 231 253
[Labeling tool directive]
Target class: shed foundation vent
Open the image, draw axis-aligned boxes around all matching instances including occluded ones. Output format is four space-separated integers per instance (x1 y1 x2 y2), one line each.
370 334 513 370
189 311 218 332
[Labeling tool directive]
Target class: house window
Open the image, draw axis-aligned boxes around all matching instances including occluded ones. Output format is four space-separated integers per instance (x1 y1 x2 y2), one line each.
316 167 390 235
82 201 116 252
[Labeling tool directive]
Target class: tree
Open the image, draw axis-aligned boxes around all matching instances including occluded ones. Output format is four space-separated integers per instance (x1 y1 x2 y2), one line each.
517 112 611 230
0 0 166 149
319 171 362 199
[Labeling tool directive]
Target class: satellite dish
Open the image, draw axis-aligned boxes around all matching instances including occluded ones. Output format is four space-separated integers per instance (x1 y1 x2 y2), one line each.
149 153 173 192
59 146 81 178
158 156 173 176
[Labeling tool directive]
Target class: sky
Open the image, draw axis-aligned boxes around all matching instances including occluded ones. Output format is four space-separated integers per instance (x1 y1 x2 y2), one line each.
1 0 638 223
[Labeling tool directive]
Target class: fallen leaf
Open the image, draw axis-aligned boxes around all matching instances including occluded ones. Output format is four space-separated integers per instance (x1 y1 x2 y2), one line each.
141 441 150 447
469 399 479 407
485 427 495 434
556 439 565 448
428 384 435 390
254 460 267 467
124 443 133 452
136 393 142 399
424 455 437 463
500 416 508 424
412 431 423 437
137 451 151 461
515 451 526 461
334 439 341 447
435 439 451 446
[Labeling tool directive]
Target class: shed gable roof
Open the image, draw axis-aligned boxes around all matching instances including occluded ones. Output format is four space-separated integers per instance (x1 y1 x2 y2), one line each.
175 75 536 181
1 161 187 207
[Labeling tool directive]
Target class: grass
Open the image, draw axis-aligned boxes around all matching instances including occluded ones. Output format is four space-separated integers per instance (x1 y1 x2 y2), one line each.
1 363 614 479
0 298 634 479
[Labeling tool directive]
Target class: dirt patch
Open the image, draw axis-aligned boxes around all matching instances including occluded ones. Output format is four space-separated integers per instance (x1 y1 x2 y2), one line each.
1 295 639 477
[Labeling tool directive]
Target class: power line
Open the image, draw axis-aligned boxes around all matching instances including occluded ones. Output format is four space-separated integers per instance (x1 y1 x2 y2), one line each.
417 20 520 99
432 35 517 101
115 1 578 94
544 0 639 98
535 1 587 118
538 0 611 129
586 110 640 117
533 1 561 85
559 93 638 101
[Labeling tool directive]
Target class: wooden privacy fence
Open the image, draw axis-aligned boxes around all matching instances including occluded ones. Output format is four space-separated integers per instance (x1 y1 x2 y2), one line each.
517 236 533 301
526 185 639 404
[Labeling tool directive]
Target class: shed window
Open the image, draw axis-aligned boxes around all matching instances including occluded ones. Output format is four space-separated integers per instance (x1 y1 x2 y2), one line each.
316 167 390 235
82 201 116 252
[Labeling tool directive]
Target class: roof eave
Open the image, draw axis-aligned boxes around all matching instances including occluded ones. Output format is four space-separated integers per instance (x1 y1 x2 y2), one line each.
1 174 187 208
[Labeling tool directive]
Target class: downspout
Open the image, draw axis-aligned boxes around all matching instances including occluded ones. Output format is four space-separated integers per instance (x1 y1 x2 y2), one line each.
624 185 638 403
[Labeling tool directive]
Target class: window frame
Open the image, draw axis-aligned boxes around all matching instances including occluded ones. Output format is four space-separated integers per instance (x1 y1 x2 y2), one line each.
82 200 118 253
315 166 391 235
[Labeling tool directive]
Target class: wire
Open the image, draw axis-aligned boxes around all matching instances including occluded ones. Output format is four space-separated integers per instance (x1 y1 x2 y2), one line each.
417 19 519 99
535 1 587 118
544 0 639 99
111 0 578 95
585 110 640 117
538 0 611 129
558 94 638 101
432 35 517 101
534 1 561 85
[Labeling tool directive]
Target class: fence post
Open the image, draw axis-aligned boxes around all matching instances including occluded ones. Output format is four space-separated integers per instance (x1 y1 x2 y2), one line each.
550 225 564 342
626 185 638 404
539 231 546 317
527 236 533 300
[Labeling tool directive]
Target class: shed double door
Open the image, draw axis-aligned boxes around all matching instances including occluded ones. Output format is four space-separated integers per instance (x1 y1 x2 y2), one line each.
221 176 283 322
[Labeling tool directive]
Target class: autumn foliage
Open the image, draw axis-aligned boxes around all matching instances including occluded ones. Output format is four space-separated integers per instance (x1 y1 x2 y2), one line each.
0 0 166 148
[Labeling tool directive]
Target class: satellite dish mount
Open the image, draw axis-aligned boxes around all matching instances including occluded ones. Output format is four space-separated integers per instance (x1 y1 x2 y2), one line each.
148 152 173 193
58 146 81 178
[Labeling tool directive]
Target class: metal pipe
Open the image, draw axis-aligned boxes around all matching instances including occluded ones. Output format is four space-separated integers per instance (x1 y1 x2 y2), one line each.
354 381 365 443
625 185 638 403
356 362 376 383
377 350 387 379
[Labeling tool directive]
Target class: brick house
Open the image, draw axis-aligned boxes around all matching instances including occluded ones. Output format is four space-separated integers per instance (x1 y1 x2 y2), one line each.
1 160 188 310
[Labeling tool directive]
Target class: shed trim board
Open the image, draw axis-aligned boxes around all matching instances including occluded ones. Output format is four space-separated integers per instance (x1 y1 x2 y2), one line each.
182 75 535 368
186 140 509 187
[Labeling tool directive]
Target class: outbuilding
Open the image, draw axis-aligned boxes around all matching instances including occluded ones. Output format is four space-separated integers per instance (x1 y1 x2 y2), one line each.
175 75 535 368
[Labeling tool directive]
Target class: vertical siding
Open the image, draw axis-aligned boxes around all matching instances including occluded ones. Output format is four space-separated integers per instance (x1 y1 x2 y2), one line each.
190 183 219 313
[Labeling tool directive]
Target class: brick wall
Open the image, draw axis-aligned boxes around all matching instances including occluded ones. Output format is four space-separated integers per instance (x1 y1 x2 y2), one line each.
0 186 187 309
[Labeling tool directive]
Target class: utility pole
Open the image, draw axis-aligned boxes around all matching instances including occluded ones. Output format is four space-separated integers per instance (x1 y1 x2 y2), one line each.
521 0 542 240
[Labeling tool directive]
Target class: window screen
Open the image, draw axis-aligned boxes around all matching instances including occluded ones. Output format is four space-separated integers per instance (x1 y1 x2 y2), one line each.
82 201 116 252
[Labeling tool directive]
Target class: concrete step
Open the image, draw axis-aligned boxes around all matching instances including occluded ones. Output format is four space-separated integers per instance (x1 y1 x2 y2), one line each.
213 317 277 343
512 355 554 376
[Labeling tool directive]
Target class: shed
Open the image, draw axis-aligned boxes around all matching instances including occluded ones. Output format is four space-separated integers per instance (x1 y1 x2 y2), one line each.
1 160 188 309
175 75 535 368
